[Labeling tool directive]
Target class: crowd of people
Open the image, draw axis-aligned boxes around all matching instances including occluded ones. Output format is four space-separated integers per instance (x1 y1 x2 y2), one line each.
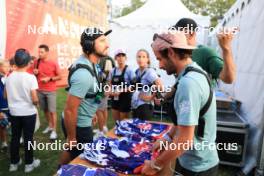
0 18 236 175
0 44 61 172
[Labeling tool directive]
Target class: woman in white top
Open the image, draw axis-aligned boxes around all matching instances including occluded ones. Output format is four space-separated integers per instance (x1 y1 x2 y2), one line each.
5 49 40 173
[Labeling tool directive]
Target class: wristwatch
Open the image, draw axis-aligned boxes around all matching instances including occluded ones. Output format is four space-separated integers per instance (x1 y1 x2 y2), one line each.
150 160 162 171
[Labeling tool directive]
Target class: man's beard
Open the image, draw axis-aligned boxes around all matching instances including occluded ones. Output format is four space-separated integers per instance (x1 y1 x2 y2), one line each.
165 59 177 75
94 49 107 58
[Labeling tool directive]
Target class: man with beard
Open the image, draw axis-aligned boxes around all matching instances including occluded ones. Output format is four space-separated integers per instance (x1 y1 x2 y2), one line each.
59 27 112 166
142 31 218 176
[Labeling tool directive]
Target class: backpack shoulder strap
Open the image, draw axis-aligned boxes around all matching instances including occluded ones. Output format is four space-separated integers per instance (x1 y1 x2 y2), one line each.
140 70 147 79
135 68 146 79
67 64 96 88
113 67 117 76
135 68 140 76
67 63 99 98
35 59 41 69
101 58 107 72
183 67 211 87
110 58 116 68
121 65 128 78
183 66 213 117
182 66 213 138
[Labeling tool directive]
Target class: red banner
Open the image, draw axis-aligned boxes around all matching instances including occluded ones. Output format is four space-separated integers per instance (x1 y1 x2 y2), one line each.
5 0 108 86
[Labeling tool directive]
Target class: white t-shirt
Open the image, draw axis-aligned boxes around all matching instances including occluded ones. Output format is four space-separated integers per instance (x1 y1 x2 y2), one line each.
5 71 38 116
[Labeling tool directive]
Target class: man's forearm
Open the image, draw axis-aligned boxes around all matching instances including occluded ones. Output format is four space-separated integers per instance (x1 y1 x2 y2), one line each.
155 137 191 167
167 125 177 139
220 48 236 84
155 126 195 168
64 109 78 140
51 75 62 81
164 87 176 100
139 93 155 102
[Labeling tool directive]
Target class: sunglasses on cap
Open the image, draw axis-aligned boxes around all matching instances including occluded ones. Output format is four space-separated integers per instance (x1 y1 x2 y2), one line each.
153 33 172 45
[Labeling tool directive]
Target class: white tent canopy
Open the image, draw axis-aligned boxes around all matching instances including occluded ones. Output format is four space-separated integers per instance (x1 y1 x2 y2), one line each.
111 0 209 28
109 0 210 86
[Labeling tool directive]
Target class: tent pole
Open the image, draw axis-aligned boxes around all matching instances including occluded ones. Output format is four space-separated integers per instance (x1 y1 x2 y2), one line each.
255 106 264 176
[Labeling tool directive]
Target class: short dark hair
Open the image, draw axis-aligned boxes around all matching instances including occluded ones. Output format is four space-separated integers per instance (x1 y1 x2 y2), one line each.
80 31 93 54
172 18 198 34
39 44 49 52
159 48 193 60
14 48 31 68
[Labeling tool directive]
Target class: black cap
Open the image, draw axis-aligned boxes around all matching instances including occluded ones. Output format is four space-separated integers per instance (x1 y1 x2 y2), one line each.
14 49 31 67
81 27 112 41
172 18 198 33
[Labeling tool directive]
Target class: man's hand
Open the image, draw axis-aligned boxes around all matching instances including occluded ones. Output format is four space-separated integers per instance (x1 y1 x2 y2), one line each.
104 91 111 96
41 77 51 83
111 92 120 97
138 92 156 102
154 97 162 106
65 138 77 150
92 115 97 126
0 112 4 119
152 138 167 153
33 69 39 75
218 27 238 83
217 27 238 51
142 160 158 175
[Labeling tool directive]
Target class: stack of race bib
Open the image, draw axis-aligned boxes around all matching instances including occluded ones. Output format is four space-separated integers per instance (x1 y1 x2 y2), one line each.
83 137 152 174
115 118 170 142
57 164 117 176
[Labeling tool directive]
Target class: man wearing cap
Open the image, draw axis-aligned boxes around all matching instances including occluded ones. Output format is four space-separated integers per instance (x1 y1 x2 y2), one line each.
59 28 111 165
142 31 218 176
172 18 236 84
156 18 237 111
107 48 135 121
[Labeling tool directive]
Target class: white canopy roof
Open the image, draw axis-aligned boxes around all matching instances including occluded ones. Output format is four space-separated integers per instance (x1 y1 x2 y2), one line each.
109 0 211 86
111 0 210 28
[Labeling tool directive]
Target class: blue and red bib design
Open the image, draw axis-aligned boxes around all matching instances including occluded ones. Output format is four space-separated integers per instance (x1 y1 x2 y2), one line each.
115 119 170 141
57 164 117 176
83 137 153 174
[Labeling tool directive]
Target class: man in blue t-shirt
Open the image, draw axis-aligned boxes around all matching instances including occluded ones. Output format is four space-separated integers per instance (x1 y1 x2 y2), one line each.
59 27 112 166
142 32 218 176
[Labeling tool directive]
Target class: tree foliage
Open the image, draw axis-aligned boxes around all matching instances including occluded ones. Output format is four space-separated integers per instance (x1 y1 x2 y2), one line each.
120 0 145 17
119 0 236 27
181 0 236 26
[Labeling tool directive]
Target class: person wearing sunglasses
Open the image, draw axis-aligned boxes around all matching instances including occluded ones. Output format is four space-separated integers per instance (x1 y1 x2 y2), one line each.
142 31 218 176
